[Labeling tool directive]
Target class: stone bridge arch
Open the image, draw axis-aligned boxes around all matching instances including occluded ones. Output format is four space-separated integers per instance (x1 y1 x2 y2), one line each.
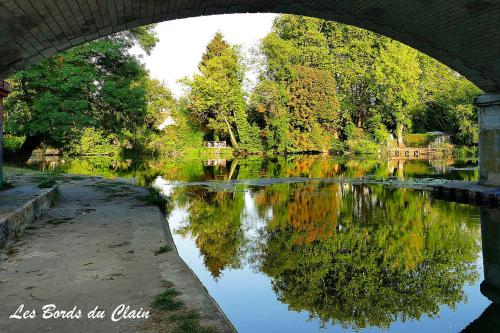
0 0 499 93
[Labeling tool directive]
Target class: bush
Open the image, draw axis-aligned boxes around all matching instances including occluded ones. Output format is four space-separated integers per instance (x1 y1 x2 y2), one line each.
404 134 434 147
454 146 478 159
3 135 25 153
347 138 379 154
345 123 380 154
68 128 119 156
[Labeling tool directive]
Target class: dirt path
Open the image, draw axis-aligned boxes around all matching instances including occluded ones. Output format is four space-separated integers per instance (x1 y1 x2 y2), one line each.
0 177 236 333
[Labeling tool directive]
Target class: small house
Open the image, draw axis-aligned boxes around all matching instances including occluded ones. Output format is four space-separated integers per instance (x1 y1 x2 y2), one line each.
426 131 452 144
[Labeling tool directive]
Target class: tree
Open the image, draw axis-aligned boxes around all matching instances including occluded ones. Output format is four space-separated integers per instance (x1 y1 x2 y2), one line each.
254 14 481 152
414 55 482 146
254 16 341 153
4 27 158 160
249 80 290 153
372 40 421 147
287 65 340 152
200 32 231 69
322 21 383 130
184 32 261 151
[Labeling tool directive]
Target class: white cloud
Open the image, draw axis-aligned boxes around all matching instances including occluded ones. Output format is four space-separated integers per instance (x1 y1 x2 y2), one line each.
132 13 277 97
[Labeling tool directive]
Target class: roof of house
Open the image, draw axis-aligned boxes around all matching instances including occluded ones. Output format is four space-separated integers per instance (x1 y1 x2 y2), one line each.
426 131 451 136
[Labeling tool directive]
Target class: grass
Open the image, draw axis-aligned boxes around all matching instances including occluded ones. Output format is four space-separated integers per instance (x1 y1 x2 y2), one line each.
154 245 173 255
33 173 62 188
151 288 183 311
36 178 57 188
137 188 172 215
0 180 15 191
170 311 217 333
149 285 218 333
138 189 164 206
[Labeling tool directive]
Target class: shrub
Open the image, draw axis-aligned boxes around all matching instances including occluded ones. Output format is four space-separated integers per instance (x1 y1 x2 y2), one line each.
404 134 434 147
347 138 379 154
3 135 25 153
68 128 119 156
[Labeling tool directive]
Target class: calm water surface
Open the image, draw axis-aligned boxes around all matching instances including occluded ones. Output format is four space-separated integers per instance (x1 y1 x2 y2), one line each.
23 155 497 332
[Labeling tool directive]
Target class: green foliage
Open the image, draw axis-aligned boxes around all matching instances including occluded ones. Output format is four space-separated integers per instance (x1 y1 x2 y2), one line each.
454 146 479 159
154 245 173 255
67 128 119 156
413 55 481 147
287 65 340 152
123 25 159 55
35 176 58 188
177 189 247 279
4 27 158 156
372 40 421 146
249 80 290 153
170 311 217 333
145 100 206 156
253 183 480 329
0 180 15 191
151 288 183 310
252 14 481 153
166 181 480 330
138 188 172 215
404 134 434 147
151 282 217 333
4 13 482 161
2 135 25 153
183 32 247 149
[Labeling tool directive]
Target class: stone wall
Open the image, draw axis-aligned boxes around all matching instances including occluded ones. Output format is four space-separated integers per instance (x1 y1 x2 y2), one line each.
0 186 58 248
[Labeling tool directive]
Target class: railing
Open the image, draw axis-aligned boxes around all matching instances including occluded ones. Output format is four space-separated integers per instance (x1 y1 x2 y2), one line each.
388 147 448 159
203 159 227 167
204 141 227 148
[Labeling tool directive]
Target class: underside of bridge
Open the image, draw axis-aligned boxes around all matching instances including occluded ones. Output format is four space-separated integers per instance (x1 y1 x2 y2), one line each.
0 0 499 93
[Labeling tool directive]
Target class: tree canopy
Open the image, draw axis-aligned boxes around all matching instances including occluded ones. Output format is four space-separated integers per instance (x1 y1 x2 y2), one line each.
4 27 161 160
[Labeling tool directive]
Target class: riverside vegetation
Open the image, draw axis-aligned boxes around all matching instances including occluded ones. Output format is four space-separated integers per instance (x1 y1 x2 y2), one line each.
3 15 481 160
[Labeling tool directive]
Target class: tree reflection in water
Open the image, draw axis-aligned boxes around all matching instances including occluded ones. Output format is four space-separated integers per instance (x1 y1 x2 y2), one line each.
170 182 481 330
175 188 247 279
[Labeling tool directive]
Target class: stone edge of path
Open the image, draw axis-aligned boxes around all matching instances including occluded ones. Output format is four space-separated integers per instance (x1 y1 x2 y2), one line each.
0 185 58 248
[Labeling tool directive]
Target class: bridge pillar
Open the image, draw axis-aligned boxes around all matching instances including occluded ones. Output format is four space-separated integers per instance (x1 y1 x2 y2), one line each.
480 207 500 304
0 79 11 186
476 93 500 187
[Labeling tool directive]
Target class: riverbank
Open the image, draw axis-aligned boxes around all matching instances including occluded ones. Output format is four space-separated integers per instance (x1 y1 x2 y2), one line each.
0 174 236 333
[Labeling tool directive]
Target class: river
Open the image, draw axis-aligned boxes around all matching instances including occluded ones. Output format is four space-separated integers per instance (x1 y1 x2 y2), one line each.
20 155 498 333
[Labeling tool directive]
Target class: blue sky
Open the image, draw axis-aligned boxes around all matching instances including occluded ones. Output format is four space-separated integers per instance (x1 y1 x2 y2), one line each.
133 13 277 97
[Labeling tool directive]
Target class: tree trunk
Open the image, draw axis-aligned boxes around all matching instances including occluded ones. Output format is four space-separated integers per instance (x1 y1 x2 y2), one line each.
396 124 404 148
223 117 239 148
13 135 43 163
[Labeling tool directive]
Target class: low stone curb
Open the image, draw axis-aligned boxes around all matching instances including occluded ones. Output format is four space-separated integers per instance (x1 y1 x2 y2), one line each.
0 186 58 248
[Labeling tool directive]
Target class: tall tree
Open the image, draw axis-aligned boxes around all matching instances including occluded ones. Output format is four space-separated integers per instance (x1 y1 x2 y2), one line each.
372 40 421 147
184 32 261 151
287 65 340 152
